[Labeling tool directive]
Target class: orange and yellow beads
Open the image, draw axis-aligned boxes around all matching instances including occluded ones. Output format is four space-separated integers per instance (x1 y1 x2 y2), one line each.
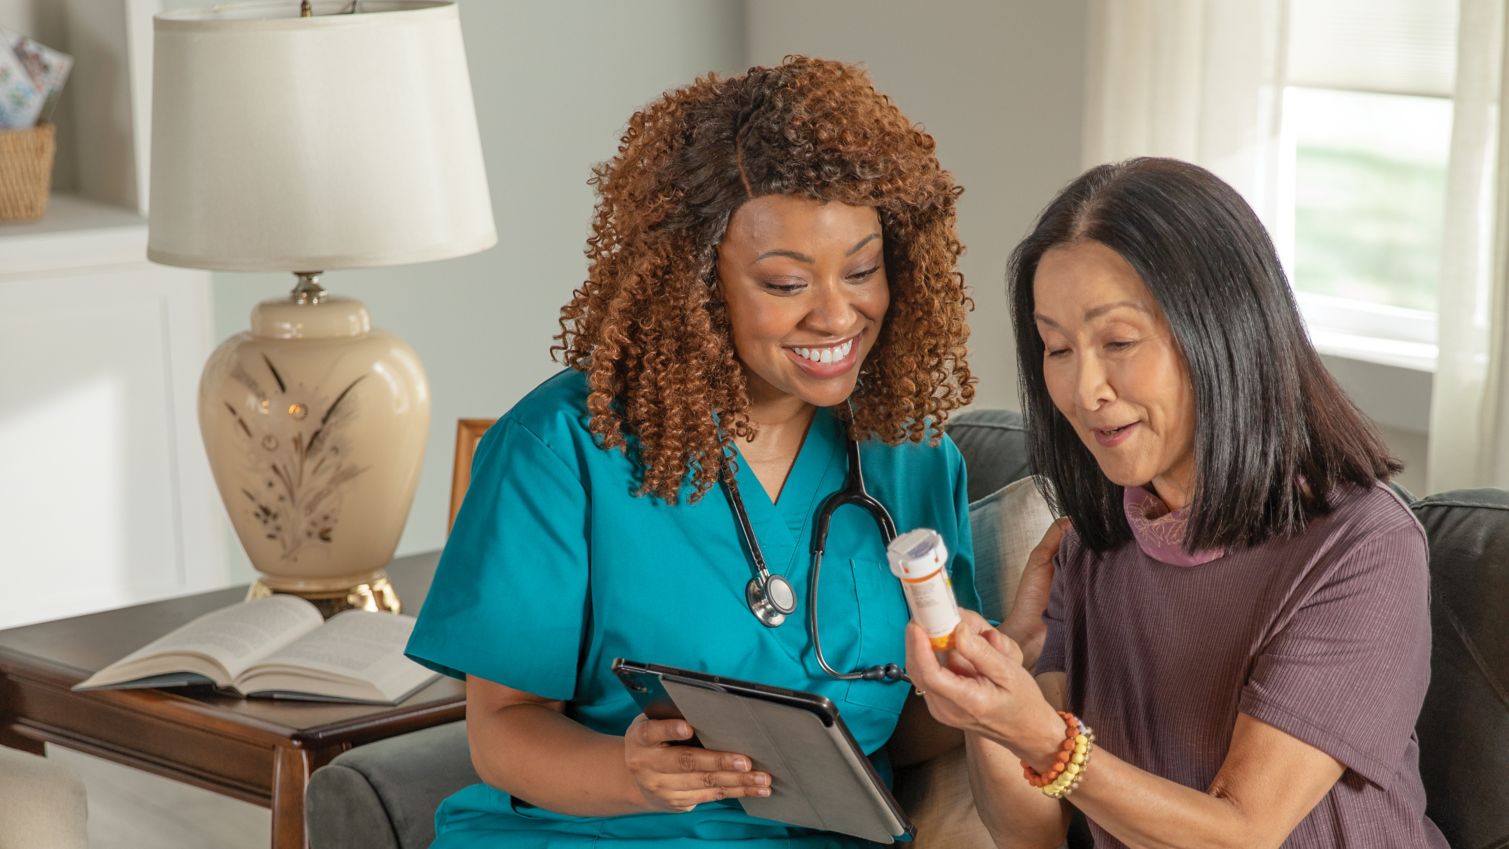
1021 711 1095 799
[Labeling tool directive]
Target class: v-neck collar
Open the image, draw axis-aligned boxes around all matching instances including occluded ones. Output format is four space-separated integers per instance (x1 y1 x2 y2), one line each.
729 407 846 570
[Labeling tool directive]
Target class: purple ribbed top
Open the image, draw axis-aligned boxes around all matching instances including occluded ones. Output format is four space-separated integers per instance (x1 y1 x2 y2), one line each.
1037 482 1448 848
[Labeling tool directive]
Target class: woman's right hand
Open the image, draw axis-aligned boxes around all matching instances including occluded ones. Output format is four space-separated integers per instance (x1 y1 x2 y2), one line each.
623 715 772 813
908 611 1065 761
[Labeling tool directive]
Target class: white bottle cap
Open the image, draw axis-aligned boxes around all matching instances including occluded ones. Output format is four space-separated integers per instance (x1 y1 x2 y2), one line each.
886 528 948 579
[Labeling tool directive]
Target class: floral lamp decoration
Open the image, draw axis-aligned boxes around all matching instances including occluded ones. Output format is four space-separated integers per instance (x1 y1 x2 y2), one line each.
223 355 368 559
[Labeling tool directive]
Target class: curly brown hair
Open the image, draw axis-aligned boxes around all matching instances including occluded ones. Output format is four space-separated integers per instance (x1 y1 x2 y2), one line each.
553 55 975 502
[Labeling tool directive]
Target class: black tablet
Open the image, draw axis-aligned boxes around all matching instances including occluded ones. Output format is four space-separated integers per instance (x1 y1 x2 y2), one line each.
611 658 916 844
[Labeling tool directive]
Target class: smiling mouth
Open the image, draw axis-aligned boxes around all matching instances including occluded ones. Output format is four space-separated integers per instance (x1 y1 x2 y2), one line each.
788 336 857 365
1089 421 1140 447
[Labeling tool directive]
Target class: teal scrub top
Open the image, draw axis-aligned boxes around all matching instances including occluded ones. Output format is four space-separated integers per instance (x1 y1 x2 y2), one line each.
406 369 978 848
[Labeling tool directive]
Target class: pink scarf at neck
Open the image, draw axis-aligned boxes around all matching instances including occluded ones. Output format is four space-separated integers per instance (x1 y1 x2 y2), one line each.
1122 485 1225 566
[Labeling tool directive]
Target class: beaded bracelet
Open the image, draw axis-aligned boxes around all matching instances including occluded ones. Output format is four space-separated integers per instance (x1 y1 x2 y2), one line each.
1020 711 1095 799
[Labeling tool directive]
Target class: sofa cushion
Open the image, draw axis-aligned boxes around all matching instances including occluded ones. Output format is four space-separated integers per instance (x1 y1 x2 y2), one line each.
893 745 993 848
950 409 1032 503
1410 488 1509 849
969 475 1057 623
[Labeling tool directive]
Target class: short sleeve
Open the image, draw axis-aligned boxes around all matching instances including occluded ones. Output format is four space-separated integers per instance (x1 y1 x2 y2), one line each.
1239 519 1432 787
405 418 590 701
1034 538 1071 676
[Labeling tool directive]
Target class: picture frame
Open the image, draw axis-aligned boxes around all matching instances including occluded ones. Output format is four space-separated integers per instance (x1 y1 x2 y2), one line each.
449 418 495 532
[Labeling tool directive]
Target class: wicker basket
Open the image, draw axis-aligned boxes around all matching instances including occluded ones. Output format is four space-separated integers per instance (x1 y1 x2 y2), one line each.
0 123 55 222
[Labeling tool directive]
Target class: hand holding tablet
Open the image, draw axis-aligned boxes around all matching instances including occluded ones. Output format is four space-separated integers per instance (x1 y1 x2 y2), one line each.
612 659 915 844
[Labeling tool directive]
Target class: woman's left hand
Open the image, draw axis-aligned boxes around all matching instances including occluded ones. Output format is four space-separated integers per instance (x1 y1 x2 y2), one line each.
906 610 1063 759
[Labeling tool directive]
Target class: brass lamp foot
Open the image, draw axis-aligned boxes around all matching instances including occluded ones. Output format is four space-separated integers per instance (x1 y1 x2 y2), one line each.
246 573 401 618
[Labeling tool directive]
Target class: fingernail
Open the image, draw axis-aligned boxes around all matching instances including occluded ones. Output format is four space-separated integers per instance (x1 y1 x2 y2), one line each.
677 723 691 737
756 786 772 796
754 772 769 786
732 757 750 771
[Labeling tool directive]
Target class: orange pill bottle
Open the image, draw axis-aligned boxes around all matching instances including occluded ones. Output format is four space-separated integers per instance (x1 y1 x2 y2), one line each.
885 528 960 651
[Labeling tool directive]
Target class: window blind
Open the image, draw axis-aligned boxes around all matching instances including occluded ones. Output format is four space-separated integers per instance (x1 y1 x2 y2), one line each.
1286 0 1458 98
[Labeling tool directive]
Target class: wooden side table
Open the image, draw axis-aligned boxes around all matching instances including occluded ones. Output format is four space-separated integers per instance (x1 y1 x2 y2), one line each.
0 552 464 849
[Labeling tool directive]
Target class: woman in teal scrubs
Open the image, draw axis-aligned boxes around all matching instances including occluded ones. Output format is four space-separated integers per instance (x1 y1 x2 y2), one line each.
407 56 981 848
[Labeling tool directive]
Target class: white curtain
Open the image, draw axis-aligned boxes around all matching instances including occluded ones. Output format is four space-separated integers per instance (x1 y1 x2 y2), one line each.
1081 0 1286 218
1087 0 1509 491
1429 0 1509 491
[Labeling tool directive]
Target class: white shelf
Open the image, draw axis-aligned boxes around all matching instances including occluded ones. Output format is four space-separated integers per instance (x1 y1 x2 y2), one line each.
0 193 149 276
0 0 155 276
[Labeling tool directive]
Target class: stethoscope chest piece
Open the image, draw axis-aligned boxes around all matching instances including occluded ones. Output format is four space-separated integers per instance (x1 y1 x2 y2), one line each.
723 434 907 683
746 573 796 628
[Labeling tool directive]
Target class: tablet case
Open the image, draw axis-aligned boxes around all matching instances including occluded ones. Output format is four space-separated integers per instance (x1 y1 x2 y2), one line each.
614 660 913 844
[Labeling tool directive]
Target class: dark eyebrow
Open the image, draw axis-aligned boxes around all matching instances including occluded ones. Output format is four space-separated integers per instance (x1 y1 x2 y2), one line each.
753 248 814 263
1034 300 1151 329
1085 300 1152 320
752 232 881 264
845 233 881 256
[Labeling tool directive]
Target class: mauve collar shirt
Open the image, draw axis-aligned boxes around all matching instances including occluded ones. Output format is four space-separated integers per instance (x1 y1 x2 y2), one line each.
1038 482 1449 848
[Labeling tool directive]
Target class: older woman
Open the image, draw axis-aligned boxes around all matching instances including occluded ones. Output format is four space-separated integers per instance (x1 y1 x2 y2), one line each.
405 57 982 848
908 158 1448 849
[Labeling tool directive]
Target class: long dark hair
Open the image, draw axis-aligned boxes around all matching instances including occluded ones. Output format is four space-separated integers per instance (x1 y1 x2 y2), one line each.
1009 157 1400 553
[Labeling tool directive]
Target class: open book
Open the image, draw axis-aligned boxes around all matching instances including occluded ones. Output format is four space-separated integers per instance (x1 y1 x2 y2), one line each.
74 595 437 705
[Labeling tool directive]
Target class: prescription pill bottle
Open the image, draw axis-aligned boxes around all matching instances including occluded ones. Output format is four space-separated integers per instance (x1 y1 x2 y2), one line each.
885 528 960 651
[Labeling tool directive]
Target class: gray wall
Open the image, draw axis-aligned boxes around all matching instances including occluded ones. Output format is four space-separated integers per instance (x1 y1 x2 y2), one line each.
745 0 1091 411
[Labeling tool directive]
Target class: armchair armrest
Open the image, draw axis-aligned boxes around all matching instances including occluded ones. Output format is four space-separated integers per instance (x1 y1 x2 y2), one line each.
306 721 478 849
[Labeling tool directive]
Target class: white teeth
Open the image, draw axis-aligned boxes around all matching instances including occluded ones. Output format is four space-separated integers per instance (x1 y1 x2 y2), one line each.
792 339 855 364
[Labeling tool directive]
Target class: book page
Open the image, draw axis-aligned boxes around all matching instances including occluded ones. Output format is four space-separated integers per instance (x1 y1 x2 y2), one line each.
76 595 324 689
245 610 424 684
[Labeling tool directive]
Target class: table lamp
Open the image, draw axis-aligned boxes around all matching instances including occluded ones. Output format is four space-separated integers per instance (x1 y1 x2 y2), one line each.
147 0 495 614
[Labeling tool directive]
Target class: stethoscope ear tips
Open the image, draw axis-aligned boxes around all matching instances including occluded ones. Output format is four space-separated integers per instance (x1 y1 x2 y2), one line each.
747 574 797 628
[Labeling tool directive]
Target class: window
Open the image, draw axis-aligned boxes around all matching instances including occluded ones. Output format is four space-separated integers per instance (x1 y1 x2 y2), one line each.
1273 0 1458 369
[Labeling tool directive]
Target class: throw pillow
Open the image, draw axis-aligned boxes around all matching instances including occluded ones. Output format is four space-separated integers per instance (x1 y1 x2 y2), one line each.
968 475 1057 623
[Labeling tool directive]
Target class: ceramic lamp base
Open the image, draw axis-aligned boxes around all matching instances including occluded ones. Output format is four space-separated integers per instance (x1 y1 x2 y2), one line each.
246 572 401 618
200 274 429 616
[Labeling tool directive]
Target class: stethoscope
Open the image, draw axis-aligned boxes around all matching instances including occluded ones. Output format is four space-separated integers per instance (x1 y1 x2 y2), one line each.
721 437 909 683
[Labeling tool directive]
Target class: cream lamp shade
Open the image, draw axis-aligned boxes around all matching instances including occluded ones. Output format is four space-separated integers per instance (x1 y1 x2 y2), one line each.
148 0 494 269
147 0 495 615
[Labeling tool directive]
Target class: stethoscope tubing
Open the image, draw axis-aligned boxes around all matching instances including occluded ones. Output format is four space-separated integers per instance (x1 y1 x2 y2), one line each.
722 437 909 684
